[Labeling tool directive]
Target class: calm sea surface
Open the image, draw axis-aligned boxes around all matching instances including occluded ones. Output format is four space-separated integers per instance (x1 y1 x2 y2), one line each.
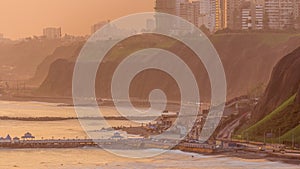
0 101 298 169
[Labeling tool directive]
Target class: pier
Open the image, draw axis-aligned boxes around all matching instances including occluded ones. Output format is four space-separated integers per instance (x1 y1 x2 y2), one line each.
0 139 97 148
1 135 299 160
0 136 216 153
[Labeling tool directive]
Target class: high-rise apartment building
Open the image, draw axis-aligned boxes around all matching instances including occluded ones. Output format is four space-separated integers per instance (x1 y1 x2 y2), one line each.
155 0 177 32
155 0 201 32
265 0 300 30
215 0 222 30
221 0 228 29
180 1 200 26
241 8 252 30
209 0 228 32
254 4 264 29
192 1 201 26
155 0 188 16
199 0 210 14
294 0 300 29
154 0 300 33
241 1 252 30
227 0 242 30
176 0 189 15
198 0 210 28
240 0 264 30
155 0 177 15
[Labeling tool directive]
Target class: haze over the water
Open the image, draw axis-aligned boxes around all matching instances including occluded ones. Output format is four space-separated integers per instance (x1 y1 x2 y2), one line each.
0 0 154 39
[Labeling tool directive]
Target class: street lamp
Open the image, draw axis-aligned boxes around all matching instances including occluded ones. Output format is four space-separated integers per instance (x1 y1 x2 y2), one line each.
278 128 281 144
292 131 295 149
246 132 249 143
271 129 273 144
264 130 266 145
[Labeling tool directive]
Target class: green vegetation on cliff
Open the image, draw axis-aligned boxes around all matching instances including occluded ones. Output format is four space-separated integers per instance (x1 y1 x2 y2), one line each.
246 94 296 131
280 125 300 143
234 46 300 144
237 94 300 142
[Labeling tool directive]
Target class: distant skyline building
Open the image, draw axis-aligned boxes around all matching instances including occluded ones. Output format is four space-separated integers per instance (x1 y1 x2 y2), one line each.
241 2 252 30
155 0 200 33
198 0 211 29
264 0 300 30
240 1 264 30
208 0 228 32
0 33 3 39
155 0 300 33
43 27 61 39
254 4 264 30
220 0 228 29
295 0 300 29
179 0 200 27
208 0 217 31
192 1 201 27
227 0 242 30
155 0 177 15
154 0 177 32
91 20 110 34
155 0 228 32
176 0 188 16
90 22 135 41
200 0 210 14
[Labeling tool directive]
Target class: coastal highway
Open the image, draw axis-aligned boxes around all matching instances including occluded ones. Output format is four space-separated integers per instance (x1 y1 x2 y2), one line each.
217 112 250 140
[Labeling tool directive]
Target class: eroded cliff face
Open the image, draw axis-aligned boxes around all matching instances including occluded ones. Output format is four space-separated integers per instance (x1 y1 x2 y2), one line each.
35 59 74 96
29 42 84 86
252 47 300 121
35 34 300 102
0 39 64 81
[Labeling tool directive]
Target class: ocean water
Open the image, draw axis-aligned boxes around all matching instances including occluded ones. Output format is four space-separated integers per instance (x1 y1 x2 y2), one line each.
0 101 299 169
0 148 298 169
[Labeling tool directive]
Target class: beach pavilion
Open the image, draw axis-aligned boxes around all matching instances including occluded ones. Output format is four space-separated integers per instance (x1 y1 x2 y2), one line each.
21 132 35 140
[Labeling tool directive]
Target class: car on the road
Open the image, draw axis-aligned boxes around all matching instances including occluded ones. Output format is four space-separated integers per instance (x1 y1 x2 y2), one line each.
272 145 285 154
258 146 266 151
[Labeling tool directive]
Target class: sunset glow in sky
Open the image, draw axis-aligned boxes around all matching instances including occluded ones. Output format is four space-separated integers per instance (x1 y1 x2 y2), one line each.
0 0 154 39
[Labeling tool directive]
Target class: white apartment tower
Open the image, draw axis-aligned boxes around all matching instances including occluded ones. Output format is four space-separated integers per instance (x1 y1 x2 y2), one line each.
198 0 211 28
240 1 264 30
265 0 300 29
241 8 252 30
255 4 264 30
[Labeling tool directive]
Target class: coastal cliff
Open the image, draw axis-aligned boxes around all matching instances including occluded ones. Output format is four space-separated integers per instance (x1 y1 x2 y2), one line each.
35 33 300 102
241 47 300 142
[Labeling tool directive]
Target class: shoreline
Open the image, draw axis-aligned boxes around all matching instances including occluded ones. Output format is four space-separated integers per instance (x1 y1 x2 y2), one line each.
172 147 300 165
120 126 300 164
0 116 160 122
213 150 300 165
0 95 74 104
0 95 183 110
0 146 298 165
0 97 299 166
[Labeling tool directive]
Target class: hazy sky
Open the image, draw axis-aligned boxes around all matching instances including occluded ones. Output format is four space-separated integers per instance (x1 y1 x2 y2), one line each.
0 0 154 39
